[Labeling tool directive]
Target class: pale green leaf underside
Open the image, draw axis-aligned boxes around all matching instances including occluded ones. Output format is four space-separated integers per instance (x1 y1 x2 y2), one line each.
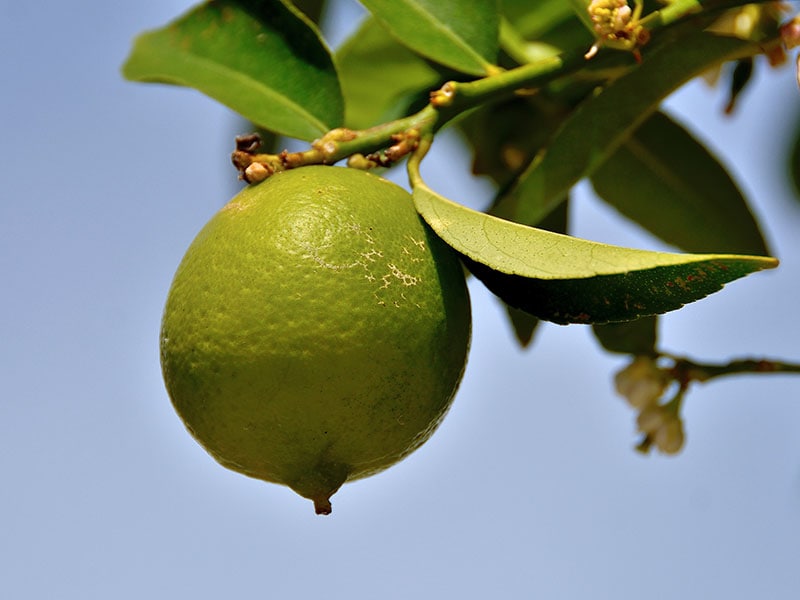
414 182 777 324
359 0 499 75
122 0 343 141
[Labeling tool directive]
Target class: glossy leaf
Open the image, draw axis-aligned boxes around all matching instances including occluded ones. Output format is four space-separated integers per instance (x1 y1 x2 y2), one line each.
359 0 500 75
336 17 442 130
413 182 778 324
122 0 343 141
493 32 760 226
592 316 658 356
591 111 769 255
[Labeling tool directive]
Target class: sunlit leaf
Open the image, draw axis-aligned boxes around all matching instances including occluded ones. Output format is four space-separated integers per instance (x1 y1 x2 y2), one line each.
413 182 778 324
336 17 442 130
359 0 500 75
493 32 760 226
499 199 568 347
591 111 769 255
122 0 343 141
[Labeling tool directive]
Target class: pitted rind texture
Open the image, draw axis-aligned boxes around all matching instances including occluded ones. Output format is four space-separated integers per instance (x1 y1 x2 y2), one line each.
160 166 471 511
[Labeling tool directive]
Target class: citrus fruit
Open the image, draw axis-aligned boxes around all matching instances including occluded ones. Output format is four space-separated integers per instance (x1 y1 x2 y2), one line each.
160 165 471 514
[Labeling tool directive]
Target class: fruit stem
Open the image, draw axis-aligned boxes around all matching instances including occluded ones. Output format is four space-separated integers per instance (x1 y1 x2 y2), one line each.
313 496 333 516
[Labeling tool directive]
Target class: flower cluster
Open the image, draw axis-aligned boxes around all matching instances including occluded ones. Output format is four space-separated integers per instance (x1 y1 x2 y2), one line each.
614 356 685 455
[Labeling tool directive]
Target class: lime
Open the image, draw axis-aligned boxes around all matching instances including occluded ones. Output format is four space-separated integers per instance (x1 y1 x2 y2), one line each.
160 166 471 514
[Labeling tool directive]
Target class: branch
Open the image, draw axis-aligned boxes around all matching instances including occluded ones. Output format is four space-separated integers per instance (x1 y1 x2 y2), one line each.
232 0 791 183
667 355 800 385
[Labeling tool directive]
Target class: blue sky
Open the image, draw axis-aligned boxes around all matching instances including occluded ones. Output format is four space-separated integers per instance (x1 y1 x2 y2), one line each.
2 2 800 598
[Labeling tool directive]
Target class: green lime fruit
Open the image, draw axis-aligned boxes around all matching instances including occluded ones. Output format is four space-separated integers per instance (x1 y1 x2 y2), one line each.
160 165 471 514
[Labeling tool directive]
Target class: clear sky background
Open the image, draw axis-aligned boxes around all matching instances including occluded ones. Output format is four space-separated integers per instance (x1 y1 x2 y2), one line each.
2 2 800 599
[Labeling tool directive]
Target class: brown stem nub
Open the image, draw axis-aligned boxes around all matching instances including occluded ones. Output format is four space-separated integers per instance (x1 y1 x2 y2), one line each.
313 496 333 516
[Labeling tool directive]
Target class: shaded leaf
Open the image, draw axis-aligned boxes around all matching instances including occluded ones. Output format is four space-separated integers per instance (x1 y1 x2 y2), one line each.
336 17 442 130
790 109 800 201
591 110 769 255
413 182 778 324
499 0 591 63
504 306 540 347
592 316 659 356
291 0 327 22
493 32 761 226
122 0 343 141
502 0 578 40
359 0 500 75
568 0 594 32
459 97 569 190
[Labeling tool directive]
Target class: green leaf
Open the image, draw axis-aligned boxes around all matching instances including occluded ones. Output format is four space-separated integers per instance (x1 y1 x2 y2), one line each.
458 97 563 188
504 306 540 347
568 0 593 32
501 0 577 40
358 0 500 75
499 198 568 348
592 316 658 356
122 0 343 141
591 111 769 255
499 0 591 62
413 182 778 324
493 32 760 226
336 17 442 130
790 109 800 202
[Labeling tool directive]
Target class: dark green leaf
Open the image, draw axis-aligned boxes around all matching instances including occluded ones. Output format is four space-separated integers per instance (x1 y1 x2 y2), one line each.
592 316 659 356
359 0 500 75
790 109 800 201
568 0 594 32
413 182 778 324
291 0 327 22
498 0 591 64
502 0 577 39
122 0 343 141
504 306 540 347
459 97 568 190
493 32 761 226
591 110 769 255
335 17 442 130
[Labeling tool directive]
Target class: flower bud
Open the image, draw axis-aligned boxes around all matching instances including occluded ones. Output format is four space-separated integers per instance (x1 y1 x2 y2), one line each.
654 418 685 455
636 405 668 435
614 356 668 409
